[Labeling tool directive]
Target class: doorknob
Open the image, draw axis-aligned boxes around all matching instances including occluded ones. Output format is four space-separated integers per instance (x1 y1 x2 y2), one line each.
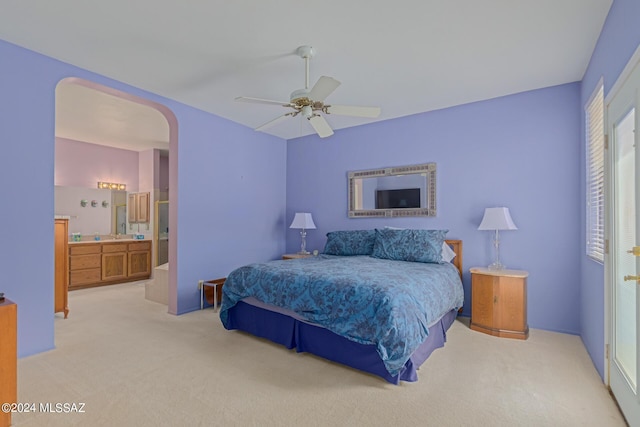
623 275 640 282
627 247 640 256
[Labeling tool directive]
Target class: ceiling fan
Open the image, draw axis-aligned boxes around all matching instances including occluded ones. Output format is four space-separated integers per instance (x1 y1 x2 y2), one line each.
235 46 381 138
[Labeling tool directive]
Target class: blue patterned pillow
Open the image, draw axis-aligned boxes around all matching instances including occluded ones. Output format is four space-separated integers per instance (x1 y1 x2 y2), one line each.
371 228 448 263
323 230 376 256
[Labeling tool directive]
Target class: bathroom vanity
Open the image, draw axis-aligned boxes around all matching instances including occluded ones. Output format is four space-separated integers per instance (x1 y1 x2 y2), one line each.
68 240 152 290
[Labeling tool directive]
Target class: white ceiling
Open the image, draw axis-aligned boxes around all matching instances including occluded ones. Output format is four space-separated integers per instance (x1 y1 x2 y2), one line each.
0 1 612 145
56 81 170 151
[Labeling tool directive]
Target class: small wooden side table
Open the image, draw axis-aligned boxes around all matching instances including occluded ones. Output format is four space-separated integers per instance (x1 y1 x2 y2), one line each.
282 253 313 260
200 278 225 312
470 267 529 340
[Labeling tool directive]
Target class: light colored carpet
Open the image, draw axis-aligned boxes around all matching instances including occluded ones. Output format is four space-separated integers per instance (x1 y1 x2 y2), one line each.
13 282 625 426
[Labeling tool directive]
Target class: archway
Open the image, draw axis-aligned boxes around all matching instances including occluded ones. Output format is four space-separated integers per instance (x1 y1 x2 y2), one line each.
54 77 179 314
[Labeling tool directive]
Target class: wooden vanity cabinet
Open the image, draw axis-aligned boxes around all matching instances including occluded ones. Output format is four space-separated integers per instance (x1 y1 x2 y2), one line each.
128 192 150 223
128 242 151 278
69 240 151 290
69 244 102 289
102 243 128 282
54 219 69 318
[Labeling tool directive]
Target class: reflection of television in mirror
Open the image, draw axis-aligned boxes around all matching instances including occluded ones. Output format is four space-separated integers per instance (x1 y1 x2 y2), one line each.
376 188 421 209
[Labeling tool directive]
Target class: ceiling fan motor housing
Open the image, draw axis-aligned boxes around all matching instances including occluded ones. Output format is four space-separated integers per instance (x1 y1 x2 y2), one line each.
296 45 314 59
290 88 311 104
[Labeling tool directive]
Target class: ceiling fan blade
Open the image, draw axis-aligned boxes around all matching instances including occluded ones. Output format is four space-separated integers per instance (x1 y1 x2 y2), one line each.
235 96 292 107
307 76 341 102
326 105 381 118
308 115 334 138
255 113 293 132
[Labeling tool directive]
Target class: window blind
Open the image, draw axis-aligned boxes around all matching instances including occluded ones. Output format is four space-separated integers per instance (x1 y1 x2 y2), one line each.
586 81 604 262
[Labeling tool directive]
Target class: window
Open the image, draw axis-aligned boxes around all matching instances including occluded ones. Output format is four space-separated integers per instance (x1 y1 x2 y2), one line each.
586 80 604 262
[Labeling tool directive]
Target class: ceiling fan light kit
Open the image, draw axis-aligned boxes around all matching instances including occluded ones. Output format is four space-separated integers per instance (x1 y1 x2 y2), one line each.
235 45 381 138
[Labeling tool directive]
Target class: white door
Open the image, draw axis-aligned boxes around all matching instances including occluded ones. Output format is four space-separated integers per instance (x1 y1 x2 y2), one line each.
609 56 640 425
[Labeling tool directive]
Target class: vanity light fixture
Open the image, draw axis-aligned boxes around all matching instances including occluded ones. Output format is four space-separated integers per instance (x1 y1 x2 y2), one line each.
97 181 126 191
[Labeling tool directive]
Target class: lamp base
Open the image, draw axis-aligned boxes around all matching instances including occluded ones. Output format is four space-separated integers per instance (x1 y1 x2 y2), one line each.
488 261 506 271
297 229 309 255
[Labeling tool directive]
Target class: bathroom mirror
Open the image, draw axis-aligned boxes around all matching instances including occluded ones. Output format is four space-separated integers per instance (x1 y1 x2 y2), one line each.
112 190 127 234
348 162 436 218
54 186 128 235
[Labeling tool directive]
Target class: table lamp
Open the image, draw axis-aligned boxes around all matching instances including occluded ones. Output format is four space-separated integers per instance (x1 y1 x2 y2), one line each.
478 207 518 270
290 212 316 254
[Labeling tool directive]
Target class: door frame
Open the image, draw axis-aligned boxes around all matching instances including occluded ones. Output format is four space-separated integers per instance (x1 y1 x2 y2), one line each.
55 77 179 314
154 200 169 267
604 43 640 411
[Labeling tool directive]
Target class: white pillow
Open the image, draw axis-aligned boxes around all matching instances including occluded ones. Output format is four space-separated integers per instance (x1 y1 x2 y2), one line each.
383 226 455 263
441 241 456 263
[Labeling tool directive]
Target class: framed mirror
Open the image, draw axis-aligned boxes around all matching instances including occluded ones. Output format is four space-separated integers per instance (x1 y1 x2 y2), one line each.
348 162 436 218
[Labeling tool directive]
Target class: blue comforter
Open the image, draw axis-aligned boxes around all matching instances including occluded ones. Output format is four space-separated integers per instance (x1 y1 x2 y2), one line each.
220 255 464 376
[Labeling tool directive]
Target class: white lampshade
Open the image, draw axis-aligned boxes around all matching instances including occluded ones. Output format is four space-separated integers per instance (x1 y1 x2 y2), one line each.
290 213 316 230
478 207 518 231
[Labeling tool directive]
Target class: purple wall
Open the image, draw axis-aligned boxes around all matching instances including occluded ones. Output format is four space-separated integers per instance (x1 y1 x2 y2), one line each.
174 108 287 311
55 138 140 189
4 0 636 373
580 0 640 379
287 83 582 333
0 39 286 357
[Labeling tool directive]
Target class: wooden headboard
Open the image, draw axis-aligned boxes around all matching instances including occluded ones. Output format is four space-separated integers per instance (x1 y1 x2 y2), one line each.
445 239 463 278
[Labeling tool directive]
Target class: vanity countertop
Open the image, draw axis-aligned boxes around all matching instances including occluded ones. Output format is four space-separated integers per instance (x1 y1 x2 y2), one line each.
68 238 148 245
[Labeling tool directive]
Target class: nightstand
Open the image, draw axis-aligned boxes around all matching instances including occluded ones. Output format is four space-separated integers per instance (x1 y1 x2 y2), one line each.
469 267 529 340
282 253 313 260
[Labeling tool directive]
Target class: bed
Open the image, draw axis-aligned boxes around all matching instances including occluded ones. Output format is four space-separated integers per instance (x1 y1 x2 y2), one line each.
220 228 464 384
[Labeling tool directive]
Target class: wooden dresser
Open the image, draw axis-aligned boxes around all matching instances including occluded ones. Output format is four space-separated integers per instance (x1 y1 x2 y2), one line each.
54 219 69 318
470 267 529 340
0 298 17 427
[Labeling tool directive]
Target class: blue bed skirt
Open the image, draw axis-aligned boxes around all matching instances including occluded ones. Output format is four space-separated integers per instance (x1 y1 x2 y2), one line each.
225 301 457 384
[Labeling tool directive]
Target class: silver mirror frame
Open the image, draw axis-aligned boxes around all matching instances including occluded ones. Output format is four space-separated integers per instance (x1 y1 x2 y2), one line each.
348 162 437 218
